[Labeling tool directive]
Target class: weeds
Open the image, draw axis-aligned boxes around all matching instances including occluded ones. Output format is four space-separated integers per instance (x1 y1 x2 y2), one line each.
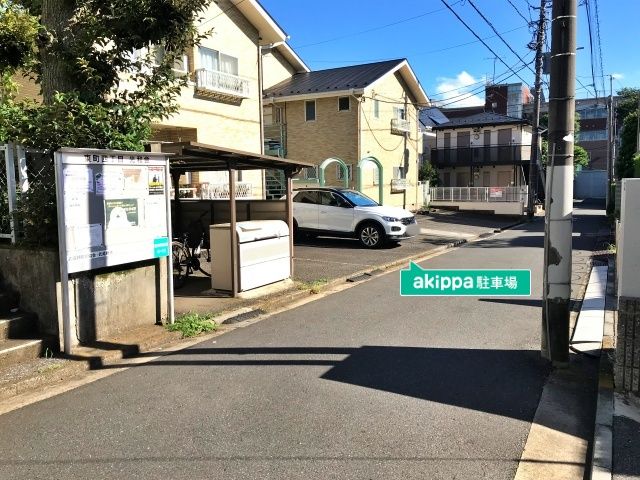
296 278 328 294
166 312 218 338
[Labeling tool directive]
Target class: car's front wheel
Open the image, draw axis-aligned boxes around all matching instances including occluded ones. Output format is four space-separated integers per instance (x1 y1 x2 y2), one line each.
358 222 385 249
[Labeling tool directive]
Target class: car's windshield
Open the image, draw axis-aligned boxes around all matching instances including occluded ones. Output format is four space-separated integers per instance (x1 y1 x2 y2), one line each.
339 190 379 207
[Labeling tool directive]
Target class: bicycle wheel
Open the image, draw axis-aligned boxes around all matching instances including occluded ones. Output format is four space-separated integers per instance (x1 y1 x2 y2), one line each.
172 242 189 289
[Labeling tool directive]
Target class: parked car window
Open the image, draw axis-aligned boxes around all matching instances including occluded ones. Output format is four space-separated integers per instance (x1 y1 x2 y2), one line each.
293 191 319 204
339 190 378 207
318 191 349 207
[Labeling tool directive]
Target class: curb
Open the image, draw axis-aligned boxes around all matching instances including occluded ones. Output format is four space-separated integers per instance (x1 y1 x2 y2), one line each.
0 218 526 409
590 256 616 480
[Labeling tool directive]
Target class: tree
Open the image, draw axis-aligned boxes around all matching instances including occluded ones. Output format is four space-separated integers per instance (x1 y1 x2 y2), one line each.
615 87 640 125
573 144 589 170
616 111 638 179
0 0 211 151
418 160 439 185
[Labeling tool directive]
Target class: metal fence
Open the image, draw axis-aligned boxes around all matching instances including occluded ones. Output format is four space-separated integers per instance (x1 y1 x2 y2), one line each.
0 143 56 245
429 186 528 203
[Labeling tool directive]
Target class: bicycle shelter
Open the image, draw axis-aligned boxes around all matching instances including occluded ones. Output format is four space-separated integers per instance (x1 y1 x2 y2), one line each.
161 141 313 297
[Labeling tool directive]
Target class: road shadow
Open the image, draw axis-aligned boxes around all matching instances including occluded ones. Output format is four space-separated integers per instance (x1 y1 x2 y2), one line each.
98 345 567 435
294 236 402 250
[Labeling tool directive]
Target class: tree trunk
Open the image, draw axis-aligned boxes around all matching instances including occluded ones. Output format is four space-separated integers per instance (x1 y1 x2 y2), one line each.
40 0 77 103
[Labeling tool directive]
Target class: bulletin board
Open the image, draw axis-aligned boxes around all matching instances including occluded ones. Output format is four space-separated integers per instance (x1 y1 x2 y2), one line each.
54 148 171 274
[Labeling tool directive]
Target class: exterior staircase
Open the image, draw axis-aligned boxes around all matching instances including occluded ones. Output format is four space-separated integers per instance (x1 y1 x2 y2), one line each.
265 169 287 200
0 285 45 369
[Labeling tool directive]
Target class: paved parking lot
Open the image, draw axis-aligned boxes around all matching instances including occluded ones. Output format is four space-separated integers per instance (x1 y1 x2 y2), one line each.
292 211 518 282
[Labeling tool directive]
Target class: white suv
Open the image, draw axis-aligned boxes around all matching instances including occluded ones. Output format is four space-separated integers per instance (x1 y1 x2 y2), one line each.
291 187 419 248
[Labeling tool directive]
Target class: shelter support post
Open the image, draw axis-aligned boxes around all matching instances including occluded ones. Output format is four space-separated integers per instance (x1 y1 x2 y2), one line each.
285 169 294 278
229 166 238 297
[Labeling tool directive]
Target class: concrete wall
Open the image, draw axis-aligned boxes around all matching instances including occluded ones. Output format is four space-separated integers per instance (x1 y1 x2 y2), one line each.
0 246 59 338
615 178 640 394
0 246 168 349
428 200 524 216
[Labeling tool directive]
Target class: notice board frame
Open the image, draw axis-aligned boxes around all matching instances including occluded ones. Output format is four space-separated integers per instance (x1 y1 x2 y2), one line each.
54 148 174 354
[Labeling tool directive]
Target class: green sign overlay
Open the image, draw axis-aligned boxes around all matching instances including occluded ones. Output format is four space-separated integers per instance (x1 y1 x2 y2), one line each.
153 237 169 258
400 263 531 296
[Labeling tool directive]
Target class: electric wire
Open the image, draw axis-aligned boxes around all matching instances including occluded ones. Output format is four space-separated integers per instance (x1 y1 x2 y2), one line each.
307 25 528 65
292 1 464 49
440 0 531 86
583 0 599 98
505 0 531 26
468 0 537 78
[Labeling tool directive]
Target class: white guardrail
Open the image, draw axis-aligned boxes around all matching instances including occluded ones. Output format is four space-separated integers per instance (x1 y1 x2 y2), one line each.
429 186 528 203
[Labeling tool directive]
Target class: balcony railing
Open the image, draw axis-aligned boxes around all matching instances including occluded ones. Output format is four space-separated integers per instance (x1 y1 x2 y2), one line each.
430 186 528 203
391 118 411 135
194 69 250 100
431 145 530 167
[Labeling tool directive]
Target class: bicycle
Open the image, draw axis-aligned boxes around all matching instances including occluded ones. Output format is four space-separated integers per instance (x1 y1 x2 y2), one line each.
172 210 211 289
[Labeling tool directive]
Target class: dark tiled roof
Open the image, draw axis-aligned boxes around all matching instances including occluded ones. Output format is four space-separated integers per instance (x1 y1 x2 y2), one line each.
263 59 405 98
439 105 485 119
433 111 529 130
419 107 450 128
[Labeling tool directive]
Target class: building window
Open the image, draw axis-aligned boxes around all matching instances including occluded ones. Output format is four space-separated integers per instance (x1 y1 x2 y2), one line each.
393 166 406 180
305 100 316 122
135 45 188 72
393 106 406 120
374 99 380 118
579 129 608 141
302 166 319 180
338 96 350 111
198 47 238 75
336 164 352 181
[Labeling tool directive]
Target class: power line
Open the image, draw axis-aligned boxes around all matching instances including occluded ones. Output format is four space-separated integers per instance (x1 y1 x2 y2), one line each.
468 0 537 78
592 0 606 97
440 0 531 86
583 0 599 98
307 25 528 64
505 0 531 26
292 1 465 49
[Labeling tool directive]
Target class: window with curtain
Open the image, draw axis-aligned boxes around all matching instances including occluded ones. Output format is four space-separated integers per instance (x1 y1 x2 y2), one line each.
198 47 239 75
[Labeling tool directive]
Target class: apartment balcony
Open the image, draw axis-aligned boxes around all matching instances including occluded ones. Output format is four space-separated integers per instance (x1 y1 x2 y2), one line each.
264 123 287 157
431 144 530 167
390 118 411 135
194 68 250 102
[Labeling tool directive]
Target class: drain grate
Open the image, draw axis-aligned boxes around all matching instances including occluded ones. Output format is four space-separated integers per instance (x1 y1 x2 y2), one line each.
223 309 266 324
347 273 373 283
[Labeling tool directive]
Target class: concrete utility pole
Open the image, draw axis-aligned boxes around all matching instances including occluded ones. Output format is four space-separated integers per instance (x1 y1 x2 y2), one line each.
607 74 614 208
542 0 576 365
527 0 547 218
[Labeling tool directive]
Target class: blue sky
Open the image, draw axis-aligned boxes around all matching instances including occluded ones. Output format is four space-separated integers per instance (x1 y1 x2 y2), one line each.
260 0 637 106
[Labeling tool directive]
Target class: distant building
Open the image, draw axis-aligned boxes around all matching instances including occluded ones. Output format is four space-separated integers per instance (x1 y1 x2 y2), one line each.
524 96 619 170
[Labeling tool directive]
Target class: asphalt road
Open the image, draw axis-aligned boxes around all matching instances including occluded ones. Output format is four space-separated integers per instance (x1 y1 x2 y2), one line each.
0 207 603 479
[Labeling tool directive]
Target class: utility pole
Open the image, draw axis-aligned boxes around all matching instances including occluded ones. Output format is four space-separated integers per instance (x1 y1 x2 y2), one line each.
542 0 576 365
527 0 547 218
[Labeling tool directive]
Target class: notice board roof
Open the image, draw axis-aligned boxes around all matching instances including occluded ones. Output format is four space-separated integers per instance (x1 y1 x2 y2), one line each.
161 142 313 172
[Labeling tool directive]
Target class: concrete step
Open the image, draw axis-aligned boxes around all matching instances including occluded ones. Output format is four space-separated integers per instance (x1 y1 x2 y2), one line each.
0 311 37 340
0 291 19 314
0 339 44 369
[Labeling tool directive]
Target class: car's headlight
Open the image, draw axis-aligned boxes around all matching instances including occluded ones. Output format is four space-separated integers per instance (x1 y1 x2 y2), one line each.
382 216 399 222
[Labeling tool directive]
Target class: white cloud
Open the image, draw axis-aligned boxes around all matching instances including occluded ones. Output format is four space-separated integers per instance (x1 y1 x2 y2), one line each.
432 71 486 107
612 73 624 80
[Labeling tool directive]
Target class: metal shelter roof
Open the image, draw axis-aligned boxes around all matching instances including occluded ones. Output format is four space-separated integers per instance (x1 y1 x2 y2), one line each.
161 142 314 172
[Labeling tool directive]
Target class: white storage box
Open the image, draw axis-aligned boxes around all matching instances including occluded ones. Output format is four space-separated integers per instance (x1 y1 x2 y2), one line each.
210 220 290 292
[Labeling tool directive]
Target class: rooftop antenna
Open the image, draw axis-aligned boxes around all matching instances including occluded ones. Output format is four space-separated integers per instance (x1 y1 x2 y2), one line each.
484 56 498 84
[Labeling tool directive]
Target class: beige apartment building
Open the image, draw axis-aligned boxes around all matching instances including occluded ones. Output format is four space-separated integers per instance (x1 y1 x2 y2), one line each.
148 0 308 197
262 59 430 210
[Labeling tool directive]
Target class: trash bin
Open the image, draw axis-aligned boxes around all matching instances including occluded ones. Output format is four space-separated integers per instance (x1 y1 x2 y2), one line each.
210 220 290 292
